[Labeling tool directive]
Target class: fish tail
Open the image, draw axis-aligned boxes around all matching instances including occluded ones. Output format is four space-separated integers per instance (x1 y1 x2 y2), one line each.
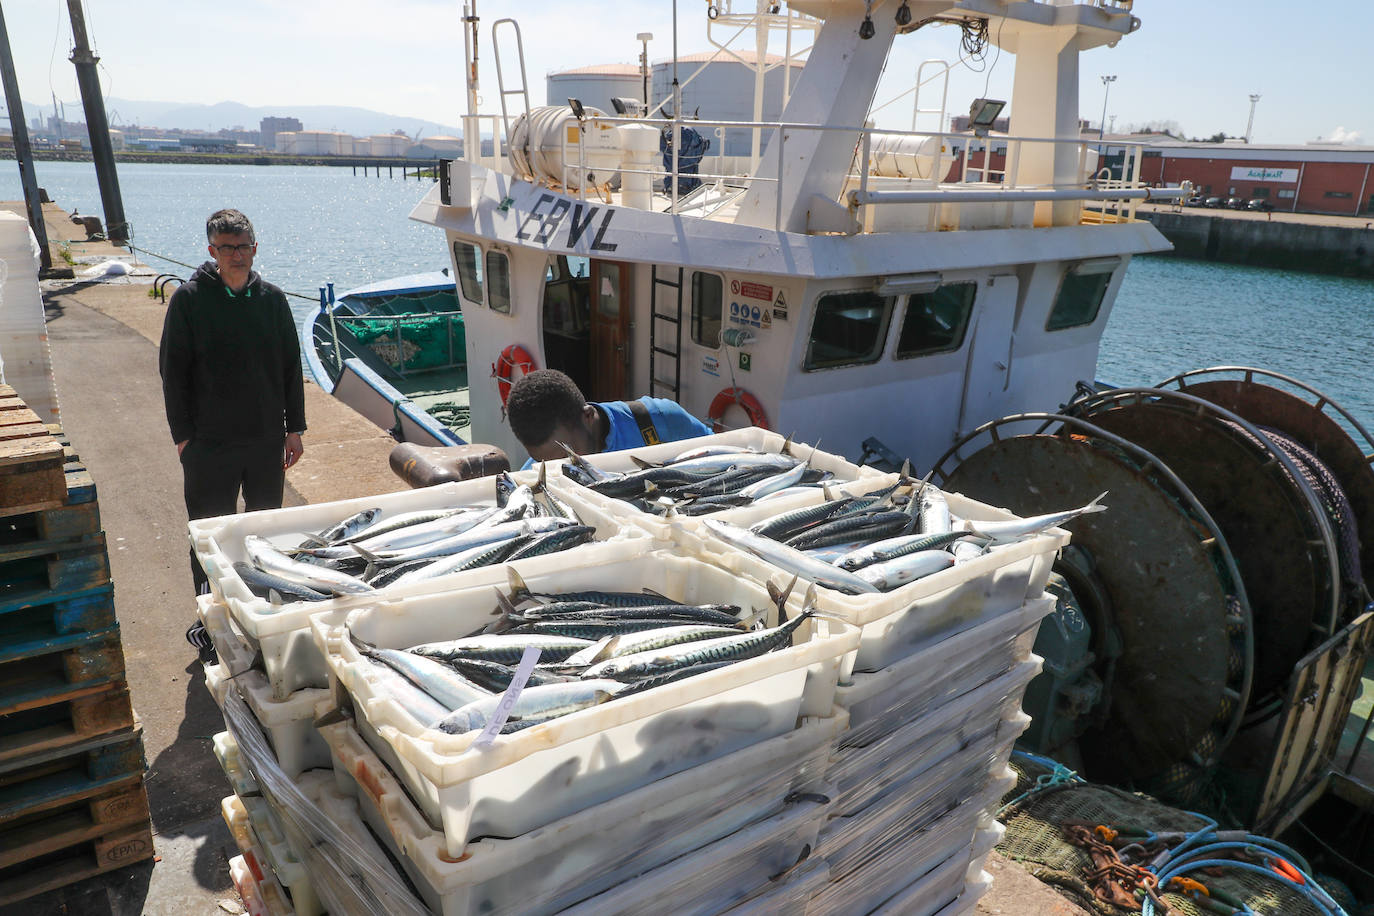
506 567 532 603
1082 491 1109 514
347 631 378 655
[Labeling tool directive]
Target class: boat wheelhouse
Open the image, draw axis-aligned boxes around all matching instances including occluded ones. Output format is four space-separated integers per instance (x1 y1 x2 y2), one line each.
411 0 1184 470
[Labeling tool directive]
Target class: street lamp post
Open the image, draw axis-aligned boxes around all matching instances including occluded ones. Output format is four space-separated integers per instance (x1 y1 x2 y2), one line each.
1245 93 1261 143
1097 74 1117 177
637 32 653 114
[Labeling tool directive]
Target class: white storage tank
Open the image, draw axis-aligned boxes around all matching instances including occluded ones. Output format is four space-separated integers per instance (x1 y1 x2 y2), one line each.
422 135 464 155
353 138 372 157
368 133 411 157
651 53 805 156
547 64 643 120
286 130 352 155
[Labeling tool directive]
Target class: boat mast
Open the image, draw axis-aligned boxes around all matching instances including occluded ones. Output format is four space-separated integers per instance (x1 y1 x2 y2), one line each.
462 1 480 163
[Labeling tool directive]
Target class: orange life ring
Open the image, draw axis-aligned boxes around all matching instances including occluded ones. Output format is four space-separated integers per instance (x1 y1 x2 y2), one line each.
492 344 537 406
708 387 769 433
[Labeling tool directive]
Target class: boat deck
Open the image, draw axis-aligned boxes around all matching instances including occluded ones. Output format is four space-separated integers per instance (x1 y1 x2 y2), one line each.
393 365 471 441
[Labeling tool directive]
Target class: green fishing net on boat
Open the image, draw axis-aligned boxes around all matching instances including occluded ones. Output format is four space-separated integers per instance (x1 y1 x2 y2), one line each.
341 314 465 372
998 758 1330 916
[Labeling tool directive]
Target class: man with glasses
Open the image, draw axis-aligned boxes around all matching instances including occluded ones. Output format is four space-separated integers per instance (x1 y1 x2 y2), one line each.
159 209 306 660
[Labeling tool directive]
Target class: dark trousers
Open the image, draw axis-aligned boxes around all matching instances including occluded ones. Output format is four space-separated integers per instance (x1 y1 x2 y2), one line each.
182 437 285 595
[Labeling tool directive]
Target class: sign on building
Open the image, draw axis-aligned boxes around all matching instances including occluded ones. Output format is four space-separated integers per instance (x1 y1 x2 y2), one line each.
1229 166 1299 183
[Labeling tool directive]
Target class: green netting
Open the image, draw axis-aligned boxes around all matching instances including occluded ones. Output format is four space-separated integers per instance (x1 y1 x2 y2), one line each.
998 761 1327 916
341 314 465 373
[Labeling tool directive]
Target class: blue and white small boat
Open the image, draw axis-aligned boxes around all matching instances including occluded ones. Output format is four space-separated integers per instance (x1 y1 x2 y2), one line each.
304 269 468 445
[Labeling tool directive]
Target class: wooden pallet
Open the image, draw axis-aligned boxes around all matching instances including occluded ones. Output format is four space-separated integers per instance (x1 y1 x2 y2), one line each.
0 780 149 870
0 533 112 604
0 726 145 824
0 820 154 905
0 413 66 518
0 680 135 767
0 628 126 712
0 583 117 643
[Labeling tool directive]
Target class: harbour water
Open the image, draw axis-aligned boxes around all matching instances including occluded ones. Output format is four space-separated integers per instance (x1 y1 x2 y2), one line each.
6 161 1374 435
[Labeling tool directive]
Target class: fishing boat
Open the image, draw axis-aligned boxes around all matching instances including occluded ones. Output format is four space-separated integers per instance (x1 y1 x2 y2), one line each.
330 0 1372 906
304 269 469 444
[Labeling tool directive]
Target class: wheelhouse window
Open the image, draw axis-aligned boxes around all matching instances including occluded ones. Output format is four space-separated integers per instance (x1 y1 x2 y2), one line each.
691 272 723 347
1047 259 1118 332
804 290 894 370
486 250 512 314
453 241 484 307
896 283 976 358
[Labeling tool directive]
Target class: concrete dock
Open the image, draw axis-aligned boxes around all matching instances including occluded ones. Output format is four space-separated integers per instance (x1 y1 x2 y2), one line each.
1 200 1088 916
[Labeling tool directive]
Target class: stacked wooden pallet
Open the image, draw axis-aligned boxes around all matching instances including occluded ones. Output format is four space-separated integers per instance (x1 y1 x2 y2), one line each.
0 387 153 904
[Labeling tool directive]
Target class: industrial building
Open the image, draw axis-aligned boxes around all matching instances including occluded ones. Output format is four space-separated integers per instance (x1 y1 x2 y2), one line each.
1131 140 1374 216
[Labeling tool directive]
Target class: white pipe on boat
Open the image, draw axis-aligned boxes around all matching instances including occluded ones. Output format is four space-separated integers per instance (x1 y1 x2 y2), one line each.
619 123 659 210
849 186 1189 205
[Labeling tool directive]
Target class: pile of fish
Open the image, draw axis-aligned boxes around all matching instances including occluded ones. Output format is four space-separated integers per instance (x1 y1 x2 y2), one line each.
704 479 1108 595
348 570 811 737
557 440 846 516
231 471 596 602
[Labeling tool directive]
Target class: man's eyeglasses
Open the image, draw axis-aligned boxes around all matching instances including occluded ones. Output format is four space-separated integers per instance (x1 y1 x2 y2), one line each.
213 243 256 255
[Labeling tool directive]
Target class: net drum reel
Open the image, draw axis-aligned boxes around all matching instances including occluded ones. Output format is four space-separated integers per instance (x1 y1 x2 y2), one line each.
1062 387 1342 721
1157 366 1374 625
930 413 1253 805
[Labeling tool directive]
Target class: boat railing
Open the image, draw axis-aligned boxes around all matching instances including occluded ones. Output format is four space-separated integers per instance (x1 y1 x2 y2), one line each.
560 113 1182 233
460 113 510 174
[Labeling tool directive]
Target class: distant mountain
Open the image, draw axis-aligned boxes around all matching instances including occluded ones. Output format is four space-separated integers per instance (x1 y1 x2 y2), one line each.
25 96 464 139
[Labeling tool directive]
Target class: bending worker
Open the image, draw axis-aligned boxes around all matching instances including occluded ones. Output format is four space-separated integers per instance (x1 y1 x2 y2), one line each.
506 369 711 463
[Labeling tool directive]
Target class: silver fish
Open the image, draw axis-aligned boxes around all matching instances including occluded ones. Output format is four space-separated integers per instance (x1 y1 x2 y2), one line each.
917 485 952 534
361 516 569 569
703 519 880 595
852 549 955 590
352 636 492 709
244 535 374 596
408 633 594 665
738 456 812 500
563 623 747 667
581 609 815 680
437 679 626 734
232 561 331 603
955 492 1107 542
312 507 382 545
339 507 470 544
833 530 968 571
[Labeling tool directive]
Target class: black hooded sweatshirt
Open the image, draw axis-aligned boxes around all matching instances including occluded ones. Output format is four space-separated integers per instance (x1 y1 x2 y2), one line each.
159 262 306 444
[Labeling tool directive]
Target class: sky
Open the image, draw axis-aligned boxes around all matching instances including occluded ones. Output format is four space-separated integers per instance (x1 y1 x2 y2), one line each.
1 0 1367 146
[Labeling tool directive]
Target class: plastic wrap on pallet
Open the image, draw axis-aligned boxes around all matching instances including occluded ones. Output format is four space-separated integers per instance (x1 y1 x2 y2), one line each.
808 770 1014 916
190 471 651 700
816 730 1017 885
857 833 996 916
204 663 332 777
213 732 258 797
319 710 844 915
221 688 430 916
554 794 832 916
829 659 1040 815
310 550 860 855
719 858 831 915
835 598 1052 736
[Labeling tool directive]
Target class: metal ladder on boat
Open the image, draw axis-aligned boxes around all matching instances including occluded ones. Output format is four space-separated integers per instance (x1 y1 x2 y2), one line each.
491 18 531 156
649 266 685 401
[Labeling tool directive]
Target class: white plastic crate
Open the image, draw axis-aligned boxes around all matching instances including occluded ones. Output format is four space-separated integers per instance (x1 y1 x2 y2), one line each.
542 428 889 538
859 836 995 916
835 598 1052 734
829 660 1037 818
225 844 294 916
214 731 259 798
320 710 844 915
204 663 333 777
719 859 831 916
675 491 1065 672
311 549 860 855
555 795 833 916
241 793 324 916
925 869 994 916
190 473 650 699
807 769 1014 916
815 733 1016 887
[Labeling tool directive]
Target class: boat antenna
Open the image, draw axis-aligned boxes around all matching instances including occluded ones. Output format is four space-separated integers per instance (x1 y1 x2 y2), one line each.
463 1 480 161
672 0 681 121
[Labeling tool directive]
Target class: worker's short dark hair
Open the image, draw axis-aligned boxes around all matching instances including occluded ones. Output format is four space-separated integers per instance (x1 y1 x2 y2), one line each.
206 209 255 243
507 369 586 447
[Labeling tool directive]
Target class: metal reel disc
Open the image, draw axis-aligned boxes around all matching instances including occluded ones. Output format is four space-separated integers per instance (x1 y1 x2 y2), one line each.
932 414 1252 799
1064 387 1340 709
1159 366 1374 615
